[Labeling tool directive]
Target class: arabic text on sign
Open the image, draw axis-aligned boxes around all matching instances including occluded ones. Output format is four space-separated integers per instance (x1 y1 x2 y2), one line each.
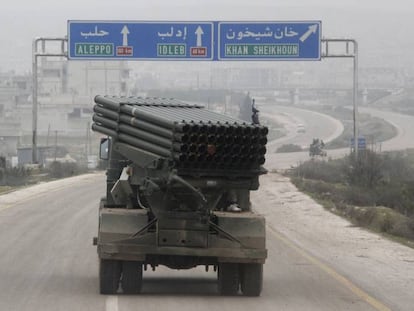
157 27 188 40
80 26 109 38
225 26 299 41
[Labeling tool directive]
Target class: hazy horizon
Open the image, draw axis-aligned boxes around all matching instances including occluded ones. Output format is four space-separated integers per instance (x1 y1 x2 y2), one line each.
1 0 413 73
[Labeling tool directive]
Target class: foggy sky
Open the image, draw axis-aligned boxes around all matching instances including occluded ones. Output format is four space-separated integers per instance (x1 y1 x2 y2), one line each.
1 0 413 73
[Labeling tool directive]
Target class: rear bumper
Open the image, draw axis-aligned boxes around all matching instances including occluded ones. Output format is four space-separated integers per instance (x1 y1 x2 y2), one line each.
98 208 267 264
98 242 267 264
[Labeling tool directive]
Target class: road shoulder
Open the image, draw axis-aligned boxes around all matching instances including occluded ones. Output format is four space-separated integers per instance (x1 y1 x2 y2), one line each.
252 173 414 311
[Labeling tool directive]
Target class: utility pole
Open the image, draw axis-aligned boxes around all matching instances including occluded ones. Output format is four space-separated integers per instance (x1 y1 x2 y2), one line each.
54 130 58 162
46 124 51 146
85 121 91 163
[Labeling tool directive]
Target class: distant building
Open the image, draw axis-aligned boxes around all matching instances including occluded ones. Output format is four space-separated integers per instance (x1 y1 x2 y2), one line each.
17 145 68 166
17 146 50 166
38 58 130 98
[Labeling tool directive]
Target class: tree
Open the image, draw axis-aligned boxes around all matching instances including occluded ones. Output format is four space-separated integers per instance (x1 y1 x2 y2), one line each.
345 150 383 188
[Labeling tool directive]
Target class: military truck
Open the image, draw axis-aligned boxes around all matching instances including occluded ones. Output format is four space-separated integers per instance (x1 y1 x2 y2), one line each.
92 95 268 296
309 138 327 157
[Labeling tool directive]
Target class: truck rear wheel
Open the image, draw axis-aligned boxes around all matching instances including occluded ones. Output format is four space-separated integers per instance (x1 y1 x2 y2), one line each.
99 259 121 294
218 263 240 295
240 263 263 296
121 261 143 294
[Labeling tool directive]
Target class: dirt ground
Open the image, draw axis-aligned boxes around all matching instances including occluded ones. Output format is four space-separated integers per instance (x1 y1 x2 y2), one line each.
251 172 414 311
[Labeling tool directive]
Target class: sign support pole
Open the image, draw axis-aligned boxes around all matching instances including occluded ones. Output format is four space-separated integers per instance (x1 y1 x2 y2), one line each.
31 39 38 164
31 37 67 163
353 40 359 157
321 38 359 156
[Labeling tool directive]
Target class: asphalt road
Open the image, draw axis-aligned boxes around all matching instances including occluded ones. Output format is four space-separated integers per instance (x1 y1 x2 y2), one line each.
259 104 346 170
0 173 393 311
261 104 344 152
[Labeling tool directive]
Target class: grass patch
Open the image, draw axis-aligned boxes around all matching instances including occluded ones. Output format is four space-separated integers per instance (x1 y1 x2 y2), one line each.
0 186 13 195
276 144 302 153
294 178 414 246
0 162 89 195
288 150 414 245
327 115 397 149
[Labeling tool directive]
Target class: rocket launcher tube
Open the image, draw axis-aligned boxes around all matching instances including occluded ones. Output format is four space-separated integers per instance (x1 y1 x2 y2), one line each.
93 114 173 149
94 105 174 139
95 96 182 130
93 96 269 171
92 124 172 158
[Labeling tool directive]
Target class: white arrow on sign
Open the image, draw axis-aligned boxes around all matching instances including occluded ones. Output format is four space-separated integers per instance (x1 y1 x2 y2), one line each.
195 26 204 47
299 24 318 42
121 25 130 46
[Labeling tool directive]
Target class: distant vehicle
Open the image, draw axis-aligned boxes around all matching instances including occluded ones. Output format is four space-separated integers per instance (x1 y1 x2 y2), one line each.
309 138 327 157
297 124 306 133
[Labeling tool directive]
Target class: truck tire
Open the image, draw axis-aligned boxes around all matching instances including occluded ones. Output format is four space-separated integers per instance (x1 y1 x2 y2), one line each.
218 263 240 295
240 263 263 296
121 261 143 294
99 259 121 294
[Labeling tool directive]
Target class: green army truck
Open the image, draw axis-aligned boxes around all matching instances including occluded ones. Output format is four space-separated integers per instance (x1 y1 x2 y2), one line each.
92 95 268 296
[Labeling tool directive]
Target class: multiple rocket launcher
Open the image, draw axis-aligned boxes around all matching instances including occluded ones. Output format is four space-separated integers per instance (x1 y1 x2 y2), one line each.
92 95 268 171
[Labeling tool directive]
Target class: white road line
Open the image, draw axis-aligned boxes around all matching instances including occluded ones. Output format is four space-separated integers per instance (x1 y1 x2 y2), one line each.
267 224 392 311
105 295 119 311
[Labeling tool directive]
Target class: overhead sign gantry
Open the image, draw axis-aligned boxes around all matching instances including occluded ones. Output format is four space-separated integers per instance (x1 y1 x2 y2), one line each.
67 20 321 61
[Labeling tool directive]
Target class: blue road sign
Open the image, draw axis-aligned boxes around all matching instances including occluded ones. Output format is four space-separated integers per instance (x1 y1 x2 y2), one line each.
351 137 366 150
68 21 214 60
68 21 321 61
218 21 321 60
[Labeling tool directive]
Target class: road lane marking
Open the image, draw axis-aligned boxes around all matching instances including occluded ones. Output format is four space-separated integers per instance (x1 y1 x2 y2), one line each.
267 224 392 311
105 295 119 311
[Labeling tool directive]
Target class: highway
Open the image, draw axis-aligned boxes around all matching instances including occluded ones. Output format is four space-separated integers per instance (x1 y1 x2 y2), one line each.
263 105 414 170
262 104 344 152
0 173 394 311
0 107 413 310
260 104 346 170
